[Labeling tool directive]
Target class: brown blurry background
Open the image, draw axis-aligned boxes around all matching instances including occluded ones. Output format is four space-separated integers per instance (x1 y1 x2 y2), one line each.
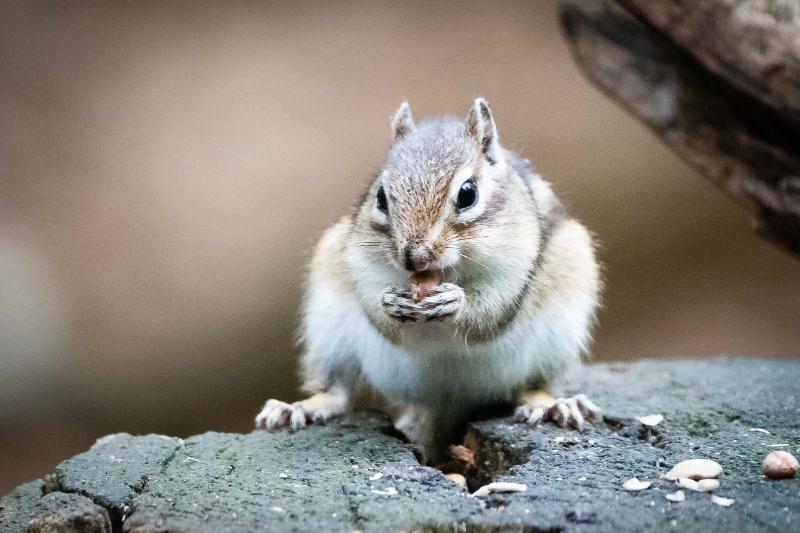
1 0 798 493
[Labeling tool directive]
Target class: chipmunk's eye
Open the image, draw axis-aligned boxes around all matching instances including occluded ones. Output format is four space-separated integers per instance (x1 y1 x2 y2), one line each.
376 185 388 212
456 178 478 211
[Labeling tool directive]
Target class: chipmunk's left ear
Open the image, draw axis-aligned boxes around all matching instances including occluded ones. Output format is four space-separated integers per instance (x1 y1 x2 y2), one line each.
465 97 501 164
391 101 415 141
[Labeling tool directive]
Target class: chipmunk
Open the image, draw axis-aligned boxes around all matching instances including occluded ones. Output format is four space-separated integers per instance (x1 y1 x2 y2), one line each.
256 98 602 461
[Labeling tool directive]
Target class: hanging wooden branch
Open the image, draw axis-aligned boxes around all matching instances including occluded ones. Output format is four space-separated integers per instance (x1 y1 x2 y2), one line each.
560 1 800 256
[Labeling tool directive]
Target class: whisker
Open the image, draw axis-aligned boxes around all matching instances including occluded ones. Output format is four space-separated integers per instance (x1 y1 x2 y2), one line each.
458 252 490 272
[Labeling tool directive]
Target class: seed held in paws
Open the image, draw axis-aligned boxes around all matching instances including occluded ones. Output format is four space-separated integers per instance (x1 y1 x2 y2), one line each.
410 269 444 301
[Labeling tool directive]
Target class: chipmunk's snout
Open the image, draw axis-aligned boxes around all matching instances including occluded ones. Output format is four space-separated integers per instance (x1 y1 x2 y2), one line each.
402 241 436 272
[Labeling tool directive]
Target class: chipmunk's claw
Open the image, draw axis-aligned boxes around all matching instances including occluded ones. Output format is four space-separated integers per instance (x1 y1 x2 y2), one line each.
255 399 333 431
514 393 601 431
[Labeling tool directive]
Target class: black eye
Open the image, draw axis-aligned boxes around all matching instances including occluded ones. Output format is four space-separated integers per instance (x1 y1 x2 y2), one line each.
376 185 388 212
456 178 478 211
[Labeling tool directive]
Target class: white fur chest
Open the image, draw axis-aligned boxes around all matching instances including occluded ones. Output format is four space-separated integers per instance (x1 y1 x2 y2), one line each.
355 311 562 412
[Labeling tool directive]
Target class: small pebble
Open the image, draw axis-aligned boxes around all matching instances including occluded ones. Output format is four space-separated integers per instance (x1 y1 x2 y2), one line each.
665 490 685 503
472 482 528 497
622 478 652 491
664 459 722 481
636 414 664 427
762 451 798 479
710 495 735 507
369 473 383 481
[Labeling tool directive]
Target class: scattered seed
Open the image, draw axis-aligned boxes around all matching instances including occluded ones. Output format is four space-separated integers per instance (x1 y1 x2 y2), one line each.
665 490 685 502
664 459 722 480
636 414 664 427
449 445 476 469
472 482 528 497
270 506 285 513
369 473 383 481
762 451 799 479
370 487 398 496
697 479 719 492
554 436 566 443
710 495 735 507
410 269 444 301
676 478 699 491
445 473 467 487
749 428 770 434
278 472 288 479
622 478 652 491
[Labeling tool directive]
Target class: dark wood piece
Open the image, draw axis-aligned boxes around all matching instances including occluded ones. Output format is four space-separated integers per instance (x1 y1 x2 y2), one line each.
560 1 800 255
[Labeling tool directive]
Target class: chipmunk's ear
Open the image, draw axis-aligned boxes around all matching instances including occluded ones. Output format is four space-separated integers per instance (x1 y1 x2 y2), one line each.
391 101 415 141
465 97 501 164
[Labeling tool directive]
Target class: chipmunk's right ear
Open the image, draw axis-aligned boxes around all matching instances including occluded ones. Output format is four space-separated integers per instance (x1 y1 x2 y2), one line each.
391 102 415 141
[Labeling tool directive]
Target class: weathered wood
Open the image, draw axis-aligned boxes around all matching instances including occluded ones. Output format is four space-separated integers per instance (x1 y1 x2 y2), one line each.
618 0 800 123
4 359 800 531
560 1 800 256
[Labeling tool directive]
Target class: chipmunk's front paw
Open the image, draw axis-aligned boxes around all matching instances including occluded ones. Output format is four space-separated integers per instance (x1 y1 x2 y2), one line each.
381 284 464 323
417 283 464 321
382 286 419 323
514 393 602 431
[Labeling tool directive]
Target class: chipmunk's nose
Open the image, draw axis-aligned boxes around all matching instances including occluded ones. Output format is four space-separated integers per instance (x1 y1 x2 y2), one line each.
403 241 435 272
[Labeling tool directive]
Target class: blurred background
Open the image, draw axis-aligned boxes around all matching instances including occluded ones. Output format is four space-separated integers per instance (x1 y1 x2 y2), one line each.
1 0 798 493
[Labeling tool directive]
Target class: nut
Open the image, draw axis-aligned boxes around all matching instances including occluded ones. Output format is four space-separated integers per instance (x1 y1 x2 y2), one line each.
664 459 722 481
410 269 444 301
761 451 798 479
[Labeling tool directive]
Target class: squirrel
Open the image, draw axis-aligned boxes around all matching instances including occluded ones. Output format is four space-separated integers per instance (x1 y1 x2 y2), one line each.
256 98 602 462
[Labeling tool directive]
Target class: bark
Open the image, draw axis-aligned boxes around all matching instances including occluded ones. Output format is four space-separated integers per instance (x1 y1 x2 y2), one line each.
560 1 800 256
